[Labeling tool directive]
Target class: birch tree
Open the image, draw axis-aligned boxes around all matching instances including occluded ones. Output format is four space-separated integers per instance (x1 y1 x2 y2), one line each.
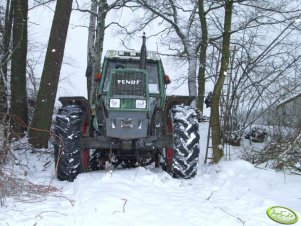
87 0 108 103
86 0 97 101
0 0 13 117
75 0 129 103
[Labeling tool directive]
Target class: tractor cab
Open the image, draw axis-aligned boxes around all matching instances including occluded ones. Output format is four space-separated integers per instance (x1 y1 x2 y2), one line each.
101 53 162 95
95 50 165 140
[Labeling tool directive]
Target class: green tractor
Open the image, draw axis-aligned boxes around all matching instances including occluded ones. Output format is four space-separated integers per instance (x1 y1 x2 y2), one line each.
54 35 201 181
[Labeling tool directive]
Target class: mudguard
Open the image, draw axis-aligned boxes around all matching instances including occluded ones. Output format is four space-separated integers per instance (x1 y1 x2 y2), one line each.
163 95 195 134
58 96 91 115
165 95 195 112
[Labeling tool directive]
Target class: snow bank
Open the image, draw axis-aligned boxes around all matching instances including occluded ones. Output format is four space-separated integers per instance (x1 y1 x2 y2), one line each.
1 151 300 226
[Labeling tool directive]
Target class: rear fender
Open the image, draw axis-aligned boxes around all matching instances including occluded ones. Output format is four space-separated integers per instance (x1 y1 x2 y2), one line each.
163 95 195 134
58 96 91 114
58 96 92 136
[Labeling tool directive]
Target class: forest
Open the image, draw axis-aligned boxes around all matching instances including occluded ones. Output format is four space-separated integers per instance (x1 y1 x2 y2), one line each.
1 1 301 225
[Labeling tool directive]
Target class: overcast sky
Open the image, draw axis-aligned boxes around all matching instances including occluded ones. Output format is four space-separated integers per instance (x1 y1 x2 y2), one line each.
28 1 193 106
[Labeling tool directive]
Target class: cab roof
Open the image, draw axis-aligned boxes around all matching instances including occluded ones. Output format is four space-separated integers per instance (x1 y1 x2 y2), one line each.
105 50 161 61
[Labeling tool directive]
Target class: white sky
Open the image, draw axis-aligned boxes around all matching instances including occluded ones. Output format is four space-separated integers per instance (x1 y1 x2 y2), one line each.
28 2 191 106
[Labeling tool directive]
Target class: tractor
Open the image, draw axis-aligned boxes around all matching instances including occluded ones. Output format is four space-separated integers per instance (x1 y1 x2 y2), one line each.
54 34 201 181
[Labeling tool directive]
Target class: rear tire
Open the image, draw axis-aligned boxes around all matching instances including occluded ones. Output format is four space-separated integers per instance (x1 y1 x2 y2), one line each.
166 105 200 179
54 105 90 182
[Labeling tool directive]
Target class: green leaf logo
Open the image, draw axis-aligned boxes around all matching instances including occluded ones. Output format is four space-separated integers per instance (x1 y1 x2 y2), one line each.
267 206 299 225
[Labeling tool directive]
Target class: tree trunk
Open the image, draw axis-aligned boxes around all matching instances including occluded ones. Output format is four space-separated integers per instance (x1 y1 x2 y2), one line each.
211 0 233 163
187 56 197 97
28 0 73 148
0 74 7 119
86 0 97 100
89 0 108 104
10 0 28 136
196 0 208 112
2 0 14 81
1 0 14 118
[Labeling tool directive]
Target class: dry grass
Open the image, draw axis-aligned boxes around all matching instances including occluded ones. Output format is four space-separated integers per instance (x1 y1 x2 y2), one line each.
246 127 301 174
0 170 59 206
0 114 61 206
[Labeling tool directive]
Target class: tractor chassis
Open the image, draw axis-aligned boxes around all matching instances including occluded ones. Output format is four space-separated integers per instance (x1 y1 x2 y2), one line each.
80 135 172 150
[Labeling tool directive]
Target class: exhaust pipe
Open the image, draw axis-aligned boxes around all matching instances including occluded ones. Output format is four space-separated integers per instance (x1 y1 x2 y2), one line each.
139 32 147 70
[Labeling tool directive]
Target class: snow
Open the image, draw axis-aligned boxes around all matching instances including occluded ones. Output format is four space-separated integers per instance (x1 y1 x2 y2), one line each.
276 93 301 109
1 121 301 226
5 2 296 225
2 158 301 226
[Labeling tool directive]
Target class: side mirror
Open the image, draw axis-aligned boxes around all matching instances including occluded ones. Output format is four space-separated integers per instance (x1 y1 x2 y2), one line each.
164 75 171 85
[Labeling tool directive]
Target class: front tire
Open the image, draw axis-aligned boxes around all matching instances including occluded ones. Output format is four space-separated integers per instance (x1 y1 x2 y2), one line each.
54 105 90 182
166 105 200 179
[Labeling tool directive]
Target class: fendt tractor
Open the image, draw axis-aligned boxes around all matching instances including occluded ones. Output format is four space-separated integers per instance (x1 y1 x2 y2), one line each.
54 34 201 182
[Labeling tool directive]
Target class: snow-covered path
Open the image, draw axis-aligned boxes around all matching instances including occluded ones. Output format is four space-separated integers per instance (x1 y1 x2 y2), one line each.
1 121 301 226
2 158 301 226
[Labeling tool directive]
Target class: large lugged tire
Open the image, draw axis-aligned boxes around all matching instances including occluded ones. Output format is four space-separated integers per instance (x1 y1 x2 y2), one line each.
166 105 200 179
54 105 89 182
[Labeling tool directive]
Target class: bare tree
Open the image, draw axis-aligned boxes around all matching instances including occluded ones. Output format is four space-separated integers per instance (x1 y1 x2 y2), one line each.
85 0 97 101
28 0 73 148
1 0 13 80
88 0 108 103
0 0 13 117
75 0 130 103
10 0 29 137
219 1 301 149
118 0 204 97
196 0 211 111
211 0 234 163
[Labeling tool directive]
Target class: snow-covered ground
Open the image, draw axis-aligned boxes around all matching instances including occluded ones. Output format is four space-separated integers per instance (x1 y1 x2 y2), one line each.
1 121 301 226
